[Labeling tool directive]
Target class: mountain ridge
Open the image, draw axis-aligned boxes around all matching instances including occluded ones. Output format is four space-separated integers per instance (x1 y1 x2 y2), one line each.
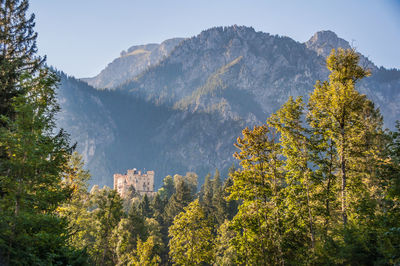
58 26 400 187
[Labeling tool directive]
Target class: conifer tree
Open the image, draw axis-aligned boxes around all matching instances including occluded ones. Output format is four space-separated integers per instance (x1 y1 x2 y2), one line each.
199 173 213 216
168 199 214 265
308 48 375 226
0 68 80 264
268 96 316 255
130 236 161 266
0 0 43 119
138 194 153 218
90 187 124 265
212 168 228 225
228 125 286 265
164 178 194 226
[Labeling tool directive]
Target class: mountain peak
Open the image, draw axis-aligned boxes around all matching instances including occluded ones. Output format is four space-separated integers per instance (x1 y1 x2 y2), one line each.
305 30 351 58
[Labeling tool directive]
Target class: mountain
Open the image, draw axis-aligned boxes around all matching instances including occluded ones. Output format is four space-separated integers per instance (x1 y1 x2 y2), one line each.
81 38 184 89
58 73 244 187
57 26 400 188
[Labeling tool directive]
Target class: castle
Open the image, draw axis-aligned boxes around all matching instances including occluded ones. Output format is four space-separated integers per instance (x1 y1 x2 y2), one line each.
113 168 155 197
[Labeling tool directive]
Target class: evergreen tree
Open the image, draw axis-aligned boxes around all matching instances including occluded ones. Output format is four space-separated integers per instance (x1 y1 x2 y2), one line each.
268 96 316 258
129 236 161 266
164 178 194 226
308 48 375 226
168 199 214 265
374 121 400 264
145 218 165 262
215 220 237 265
0 0 43 119
212 168 228 225
199 173 213 216
0 69 82 264
228 124 287 265
158 175 175 201
223 170 239 220
90 187 124 265
138 194 153 218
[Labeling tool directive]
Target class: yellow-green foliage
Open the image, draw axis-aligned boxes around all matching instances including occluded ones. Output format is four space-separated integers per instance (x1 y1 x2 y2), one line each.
168 199 214 265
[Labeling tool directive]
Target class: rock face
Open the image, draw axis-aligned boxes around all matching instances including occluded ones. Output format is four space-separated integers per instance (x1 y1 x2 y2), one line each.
58 26 400 188
305 30 351 58
81 38 184 89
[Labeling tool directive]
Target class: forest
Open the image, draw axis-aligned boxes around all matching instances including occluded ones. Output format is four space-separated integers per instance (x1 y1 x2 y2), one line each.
0 1 399 265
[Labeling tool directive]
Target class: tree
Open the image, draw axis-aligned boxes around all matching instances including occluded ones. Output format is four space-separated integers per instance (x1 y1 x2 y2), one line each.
308 48 375 225
129 236 161 266
215 220 237 265
0 0 43 119
0 68 83 264
113 201 148 265
58 152 91 262
90 187 124 265
374 121 400 264
212 169 228 225
228 124 287 265
138 194 153 218
157 175 175 201
268 96 316 256
199 173 213 215
164 177 194 226
168 199 214 265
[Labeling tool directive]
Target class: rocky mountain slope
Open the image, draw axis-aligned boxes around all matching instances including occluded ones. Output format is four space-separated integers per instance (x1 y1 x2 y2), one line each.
58 73 243 187
57 26 400 188
81 38 184 89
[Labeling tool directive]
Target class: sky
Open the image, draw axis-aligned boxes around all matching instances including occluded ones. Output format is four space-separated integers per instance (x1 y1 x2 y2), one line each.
29 0 400 78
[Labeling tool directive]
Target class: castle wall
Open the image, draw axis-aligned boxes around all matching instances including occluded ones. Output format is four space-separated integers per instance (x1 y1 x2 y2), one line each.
113 169 155 197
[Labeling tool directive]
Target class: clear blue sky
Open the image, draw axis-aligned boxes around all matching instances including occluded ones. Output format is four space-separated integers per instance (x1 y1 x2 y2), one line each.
29 0 400 78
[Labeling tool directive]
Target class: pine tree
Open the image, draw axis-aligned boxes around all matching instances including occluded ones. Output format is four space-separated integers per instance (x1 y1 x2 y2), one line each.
0 69 80 264
158 175 175 201
138 194 153 218
199 173 213 216
164 178 194 226
0 0 43 119
215 220 237 265
212 168 228 225
90 187 124 265
130 236 161 266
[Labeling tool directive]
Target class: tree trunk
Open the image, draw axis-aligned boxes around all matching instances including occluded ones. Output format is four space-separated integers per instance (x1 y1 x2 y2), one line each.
340 125 347 226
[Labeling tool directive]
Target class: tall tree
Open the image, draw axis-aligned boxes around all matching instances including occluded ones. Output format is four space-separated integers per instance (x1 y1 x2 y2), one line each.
90 187 124 265
0 69 80 264
308 48 374 226
212 168 228 225
164 178 194 226
199 173 213 216
268 96 316 255
228 125 287 265
168 199 214 265
0 0 43 119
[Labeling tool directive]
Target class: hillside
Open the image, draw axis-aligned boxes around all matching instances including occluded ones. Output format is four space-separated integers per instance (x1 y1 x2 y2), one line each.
57 26 400 187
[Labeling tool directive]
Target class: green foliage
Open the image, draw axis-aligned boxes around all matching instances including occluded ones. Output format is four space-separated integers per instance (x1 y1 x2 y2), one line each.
128 236 161 266
158 175 175 200
168 199 214 265
0 0 43 119
164 174 195 226
215 220 237 265
226 48 398 265
228 124 289 265
0 68 86 264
